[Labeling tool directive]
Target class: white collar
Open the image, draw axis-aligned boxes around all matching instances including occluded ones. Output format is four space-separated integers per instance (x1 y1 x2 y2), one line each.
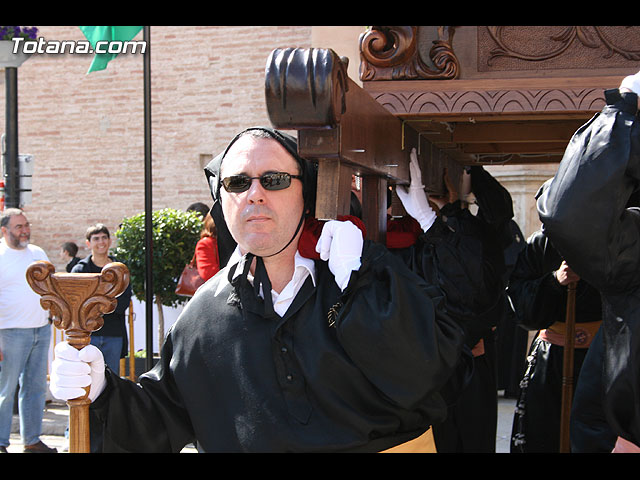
214 246 316 300
227 246 316 286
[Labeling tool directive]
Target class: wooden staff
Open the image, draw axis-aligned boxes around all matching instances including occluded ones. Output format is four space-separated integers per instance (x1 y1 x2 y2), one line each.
559 281 577 453
26 260 129 453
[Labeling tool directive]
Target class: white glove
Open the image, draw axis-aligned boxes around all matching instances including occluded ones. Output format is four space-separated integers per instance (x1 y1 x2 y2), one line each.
620 70 640 95
315 220 363 291
50 341 106 402
396 148 437 232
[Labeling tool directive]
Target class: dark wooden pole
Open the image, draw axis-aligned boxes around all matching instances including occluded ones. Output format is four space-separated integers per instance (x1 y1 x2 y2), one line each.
559 281 577 452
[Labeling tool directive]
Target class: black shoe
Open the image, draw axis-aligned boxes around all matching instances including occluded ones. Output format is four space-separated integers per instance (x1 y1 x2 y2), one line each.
23 441 57 453
0 445 8 453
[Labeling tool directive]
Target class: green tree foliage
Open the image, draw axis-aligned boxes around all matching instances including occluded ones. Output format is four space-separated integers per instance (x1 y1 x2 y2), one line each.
113 208 203 308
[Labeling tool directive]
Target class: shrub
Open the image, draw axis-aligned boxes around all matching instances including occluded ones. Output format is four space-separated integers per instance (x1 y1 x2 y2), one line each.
113 208 203 350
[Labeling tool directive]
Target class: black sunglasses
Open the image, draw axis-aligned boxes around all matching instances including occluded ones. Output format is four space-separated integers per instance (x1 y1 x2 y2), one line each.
221 172 303 193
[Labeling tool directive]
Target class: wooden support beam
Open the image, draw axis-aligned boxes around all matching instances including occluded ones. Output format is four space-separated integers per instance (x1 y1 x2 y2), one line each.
264 47 462 240
265 49 409 179
451 121 585 144
315 158 353 220
461 142 568 155
361 175 388 243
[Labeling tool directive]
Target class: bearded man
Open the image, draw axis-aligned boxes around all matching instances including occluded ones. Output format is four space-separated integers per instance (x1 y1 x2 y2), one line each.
0 208 56 453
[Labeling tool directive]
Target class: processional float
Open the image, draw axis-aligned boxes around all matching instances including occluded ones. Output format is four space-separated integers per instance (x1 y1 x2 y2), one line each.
24 45 460 453
266 45 579 454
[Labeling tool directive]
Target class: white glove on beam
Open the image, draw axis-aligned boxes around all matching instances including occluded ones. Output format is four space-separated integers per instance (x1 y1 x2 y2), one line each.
316 220 363 291
396 148 437 232
50 341 106 402
620 70 640 95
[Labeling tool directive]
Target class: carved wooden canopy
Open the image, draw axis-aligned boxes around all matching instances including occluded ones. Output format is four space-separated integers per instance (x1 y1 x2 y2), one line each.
263 28 639 240
360 26 638 165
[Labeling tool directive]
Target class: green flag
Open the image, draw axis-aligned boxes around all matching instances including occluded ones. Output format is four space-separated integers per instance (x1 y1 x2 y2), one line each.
79 26 143 73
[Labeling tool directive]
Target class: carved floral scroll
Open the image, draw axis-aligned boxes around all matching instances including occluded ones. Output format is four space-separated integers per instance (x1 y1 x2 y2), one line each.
359 26 460 81
486 26 640 65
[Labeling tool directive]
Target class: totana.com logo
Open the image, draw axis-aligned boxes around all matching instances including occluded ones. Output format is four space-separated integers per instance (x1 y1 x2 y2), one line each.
11 36 146 55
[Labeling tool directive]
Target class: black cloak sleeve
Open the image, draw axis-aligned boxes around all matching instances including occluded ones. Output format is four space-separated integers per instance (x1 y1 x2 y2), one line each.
537 90 640 293
90 334 195 453
395 201 506 349
507 230 567 331
334 240 472 410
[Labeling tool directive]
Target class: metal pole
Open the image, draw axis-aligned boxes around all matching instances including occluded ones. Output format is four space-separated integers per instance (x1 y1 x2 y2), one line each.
143 26 154 371
4 67 18 208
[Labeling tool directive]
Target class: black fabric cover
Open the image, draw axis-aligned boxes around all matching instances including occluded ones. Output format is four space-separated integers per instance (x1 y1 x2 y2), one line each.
538 89 640 446
89 241 470 452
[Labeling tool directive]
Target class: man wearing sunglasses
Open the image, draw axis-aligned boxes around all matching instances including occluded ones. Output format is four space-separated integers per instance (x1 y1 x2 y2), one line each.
49 127 470 452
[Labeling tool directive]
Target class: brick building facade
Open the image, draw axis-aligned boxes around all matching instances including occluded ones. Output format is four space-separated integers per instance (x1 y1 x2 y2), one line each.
1 25 314 271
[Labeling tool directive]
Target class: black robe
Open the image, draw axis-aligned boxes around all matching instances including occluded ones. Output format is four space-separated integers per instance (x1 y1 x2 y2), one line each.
507 230 602 452
391 177 510 452
398 201 506 351
88 240 471 452
538 88 640 446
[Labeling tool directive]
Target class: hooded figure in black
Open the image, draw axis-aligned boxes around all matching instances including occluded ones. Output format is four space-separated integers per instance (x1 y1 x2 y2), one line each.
538 84 640 451
507 225 603 453
51 126 471 452
395 155 511 453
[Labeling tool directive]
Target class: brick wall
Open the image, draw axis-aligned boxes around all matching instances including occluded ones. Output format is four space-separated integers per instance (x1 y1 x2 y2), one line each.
0 25 312 270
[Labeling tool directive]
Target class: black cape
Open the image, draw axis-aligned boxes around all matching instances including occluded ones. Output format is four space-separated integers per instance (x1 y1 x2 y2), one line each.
506 230 603 452
89 241 470 452
538 88 640 446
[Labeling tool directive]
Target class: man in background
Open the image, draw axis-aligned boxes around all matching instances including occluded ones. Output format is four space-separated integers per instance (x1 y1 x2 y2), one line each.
71 224 132 374
0 208 56 453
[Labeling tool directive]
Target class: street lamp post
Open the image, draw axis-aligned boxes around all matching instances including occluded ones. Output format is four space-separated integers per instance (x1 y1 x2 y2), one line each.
1 40 31 209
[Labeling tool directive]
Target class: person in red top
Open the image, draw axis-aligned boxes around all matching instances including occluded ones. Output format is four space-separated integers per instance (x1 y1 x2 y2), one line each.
194 213 220 281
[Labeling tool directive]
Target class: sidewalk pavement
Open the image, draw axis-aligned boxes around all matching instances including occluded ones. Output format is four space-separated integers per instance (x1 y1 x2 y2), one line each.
496 394 516 453
8 398 69 453
8 397 196 453
8 393 517 453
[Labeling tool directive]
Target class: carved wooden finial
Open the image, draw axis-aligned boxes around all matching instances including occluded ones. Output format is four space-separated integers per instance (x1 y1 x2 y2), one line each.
26 260 130 453
27 261 130 348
